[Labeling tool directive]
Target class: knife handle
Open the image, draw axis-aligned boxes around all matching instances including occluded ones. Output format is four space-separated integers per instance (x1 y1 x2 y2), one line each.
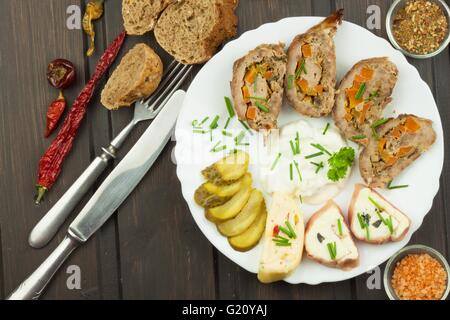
7 235 80 300
29 153 112 248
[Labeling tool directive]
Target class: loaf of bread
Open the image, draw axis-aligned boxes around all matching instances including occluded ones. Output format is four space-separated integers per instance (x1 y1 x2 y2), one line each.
155 0 239 64
101 43 163 110
122 0 174 35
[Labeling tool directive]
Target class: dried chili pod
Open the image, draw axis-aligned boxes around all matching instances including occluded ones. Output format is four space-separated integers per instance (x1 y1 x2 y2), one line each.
45 91 66 138
47 59 76 89
83 1 104 57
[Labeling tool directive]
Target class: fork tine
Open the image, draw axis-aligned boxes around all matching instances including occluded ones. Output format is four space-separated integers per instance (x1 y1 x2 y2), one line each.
143 62 184 106
138 60 180 104
146 65 193 113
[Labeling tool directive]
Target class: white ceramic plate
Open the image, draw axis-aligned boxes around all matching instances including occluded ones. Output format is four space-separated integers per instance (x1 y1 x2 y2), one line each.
174 17 444 284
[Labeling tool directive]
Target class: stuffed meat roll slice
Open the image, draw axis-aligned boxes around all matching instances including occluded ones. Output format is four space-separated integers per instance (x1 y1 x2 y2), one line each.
359 115 436 188
333 57 398 145
285 9 343 117
230 44 287 131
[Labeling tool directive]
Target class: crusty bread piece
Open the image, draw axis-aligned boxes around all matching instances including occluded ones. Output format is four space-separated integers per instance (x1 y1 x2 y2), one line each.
122 0 173 35
230 43 287 131
333 57 398 145
305 200 359 270
348 184 410 244
359 114 436 188
258 192 304 283
154 0 239 64
101 43 163 110
285 10 343 118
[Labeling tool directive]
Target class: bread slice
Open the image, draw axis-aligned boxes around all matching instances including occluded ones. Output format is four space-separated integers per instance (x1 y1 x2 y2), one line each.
305 200 359 270
154 0 239 64
348 184 410 244
333 57 398 145
359 114 436 188
122 0 173 35
230 43 287 131
101 43 163 110
258 192 304 283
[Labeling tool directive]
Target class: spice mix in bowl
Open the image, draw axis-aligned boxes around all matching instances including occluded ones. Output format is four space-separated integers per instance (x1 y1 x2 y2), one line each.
384 245 450 300
386 0 450 58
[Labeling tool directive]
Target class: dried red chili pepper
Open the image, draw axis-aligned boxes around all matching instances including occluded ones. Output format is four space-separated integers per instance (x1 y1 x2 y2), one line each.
45 91 66 138
47 59 76 89
35 30 127 204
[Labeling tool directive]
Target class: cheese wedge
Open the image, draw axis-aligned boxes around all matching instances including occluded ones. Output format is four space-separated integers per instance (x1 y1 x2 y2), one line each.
257 192 304 283
348 184 410 244
305 200 359 270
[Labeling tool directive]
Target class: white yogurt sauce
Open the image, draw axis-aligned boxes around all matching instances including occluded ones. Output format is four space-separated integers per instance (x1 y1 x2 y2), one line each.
259 120 351 204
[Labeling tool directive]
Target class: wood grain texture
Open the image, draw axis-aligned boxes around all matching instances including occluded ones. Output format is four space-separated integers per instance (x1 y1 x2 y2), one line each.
0 0 448 300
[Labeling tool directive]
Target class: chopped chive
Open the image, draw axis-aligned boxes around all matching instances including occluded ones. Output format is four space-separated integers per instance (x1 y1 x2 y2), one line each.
289 140 297 155
274 235 290 242
311 161 324 174
337 219 343 237
210 129 213 141
287 75 294 90
289 163 293 181
305 151 324 159
209 115 220 129
368 196 384 211
272 237 289 244
193 129 207 134
386 216 394 234
293 160 302 182
255 101 270 113
234 131 245 145
355 82 366 100
279 225 293 239
352 134 367 140
367 90 379 101
311 143 331 156
387 180 409 190
192 119 199 127
212 145 226 152
237 142 250 146
222 130 232 137
299 194 303 203
295 59 307 78
239 120 253 135
224 96 235 118
271 153 282 171
224 117 231 130
295 132 300 154
323 123 330 135
275 242 292 247
285 221 297 239
200 117 209 126
357 213 366 229
210 141 220 152
248 96 268 102
357 213 370 240
327 242 337 260
371 118 389 138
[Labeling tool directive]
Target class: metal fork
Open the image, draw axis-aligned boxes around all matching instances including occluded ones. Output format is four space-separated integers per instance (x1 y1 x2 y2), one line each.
29 61 193 249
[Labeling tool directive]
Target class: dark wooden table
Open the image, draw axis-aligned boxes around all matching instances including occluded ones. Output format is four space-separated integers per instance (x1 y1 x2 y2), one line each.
0 0 449 300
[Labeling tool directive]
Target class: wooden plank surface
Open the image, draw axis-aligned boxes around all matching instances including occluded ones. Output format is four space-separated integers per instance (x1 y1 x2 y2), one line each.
0 0 448 300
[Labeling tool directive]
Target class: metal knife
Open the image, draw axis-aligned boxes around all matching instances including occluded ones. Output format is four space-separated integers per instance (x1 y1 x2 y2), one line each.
7 90 186 300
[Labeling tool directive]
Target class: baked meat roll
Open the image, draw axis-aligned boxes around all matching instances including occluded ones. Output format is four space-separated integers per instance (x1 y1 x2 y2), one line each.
333 57 398 145
359 114 436 188
285 9 343 117
230 44 287 131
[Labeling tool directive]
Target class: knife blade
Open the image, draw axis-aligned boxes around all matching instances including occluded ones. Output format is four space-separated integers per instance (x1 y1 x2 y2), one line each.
8 90 186 300
69 90 185 242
